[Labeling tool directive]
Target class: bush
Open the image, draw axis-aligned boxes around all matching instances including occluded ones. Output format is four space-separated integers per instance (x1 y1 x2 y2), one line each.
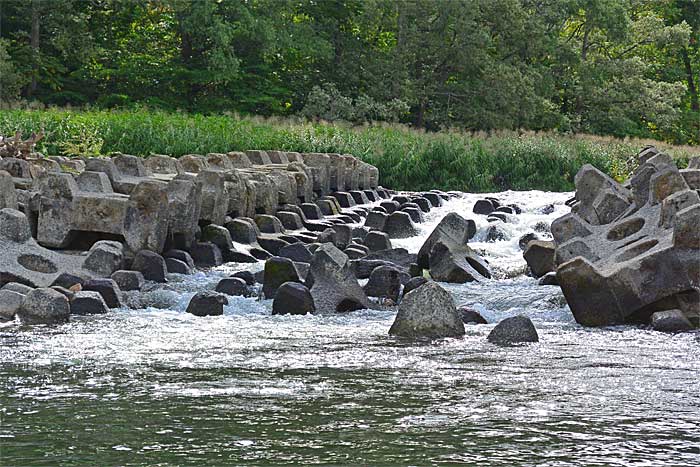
0 108 695 192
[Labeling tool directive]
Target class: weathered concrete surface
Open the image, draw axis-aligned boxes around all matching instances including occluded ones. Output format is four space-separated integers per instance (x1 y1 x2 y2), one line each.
0 208 119 288
35 172 169 254
553 151 700 327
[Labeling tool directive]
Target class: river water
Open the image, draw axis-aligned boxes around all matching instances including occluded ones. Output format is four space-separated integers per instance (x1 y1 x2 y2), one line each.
1 191 698 466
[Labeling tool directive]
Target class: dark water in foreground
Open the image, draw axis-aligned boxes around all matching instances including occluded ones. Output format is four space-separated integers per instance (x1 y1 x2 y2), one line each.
1 191 699 466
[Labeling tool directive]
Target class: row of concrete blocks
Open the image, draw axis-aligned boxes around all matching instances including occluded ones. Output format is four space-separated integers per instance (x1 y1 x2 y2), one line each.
0 150 381 256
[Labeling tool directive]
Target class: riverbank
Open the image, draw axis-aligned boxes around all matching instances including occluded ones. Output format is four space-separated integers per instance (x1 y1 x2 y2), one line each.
1 109 696 192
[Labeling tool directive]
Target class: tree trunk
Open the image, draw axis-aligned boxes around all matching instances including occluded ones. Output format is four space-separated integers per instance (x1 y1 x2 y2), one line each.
681 47 699 112
29 0 40 96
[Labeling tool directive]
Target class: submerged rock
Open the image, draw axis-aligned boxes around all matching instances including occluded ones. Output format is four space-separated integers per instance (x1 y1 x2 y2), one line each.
487 315 539 345
215 277 251 297
70 291 109 315
272 282 316 315
389 281 464 339
186 291 228 317
523 240 555 278
651 310 694 333
364 265 402 302
458 307 487 324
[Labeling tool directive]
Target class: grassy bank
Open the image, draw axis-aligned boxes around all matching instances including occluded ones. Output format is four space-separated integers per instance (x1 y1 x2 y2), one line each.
0 109 696 192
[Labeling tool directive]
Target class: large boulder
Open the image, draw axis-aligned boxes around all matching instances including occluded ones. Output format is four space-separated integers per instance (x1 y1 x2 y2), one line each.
308 244 369 313
428 241 491 283
16 287 70 325
272 282 316 315
388 281 464 339
523 240 555 278
553 150 700 327
186 291 228 317
417 212 475 269
487 315 539 345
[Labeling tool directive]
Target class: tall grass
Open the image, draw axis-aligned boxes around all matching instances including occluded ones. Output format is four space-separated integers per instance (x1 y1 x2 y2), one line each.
0 109 696 192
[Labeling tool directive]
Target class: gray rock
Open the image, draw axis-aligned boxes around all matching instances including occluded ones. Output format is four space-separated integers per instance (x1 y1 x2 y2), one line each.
50 272 84 290
538 272 559 286
0 170 18 210
487 315 539 345
111 270 145 291
70 291 109 315
83 241 124 277
0 289 23 321
83 278 124 308
0 208 99 288
263 256 301 299
308 244 369 313
272 282 316 315
225 218 258 244
165 257 193 275
485 223 507 242
403 276 428 296
518 233 539 251
1 282 33 295
417 212 475 269
231 270 256 285
364 266 402 302
473 199 495 215
189 242 223 267
201 224 235 252
458 307 487 324
164 250 195 269
389 281 464 339
16 288 70 325
215 277 251 297
186 291 228 317
554 151 699 327
429 241 491 283
382 211 419 238
255 214 285 234
131 250 168 282
651 309 694 332
523 240 555 278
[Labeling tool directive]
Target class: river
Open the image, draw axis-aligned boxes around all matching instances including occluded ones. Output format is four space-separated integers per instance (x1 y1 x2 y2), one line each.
1 191 698 466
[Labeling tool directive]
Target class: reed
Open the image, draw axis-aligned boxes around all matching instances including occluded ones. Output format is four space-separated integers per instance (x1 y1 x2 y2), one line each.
1 109 696 192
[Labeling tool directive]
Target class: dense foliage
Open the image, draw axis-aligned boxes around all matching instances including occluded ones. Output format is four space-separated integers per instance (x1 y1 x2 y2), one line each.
1 108 695 192
0 0 698 144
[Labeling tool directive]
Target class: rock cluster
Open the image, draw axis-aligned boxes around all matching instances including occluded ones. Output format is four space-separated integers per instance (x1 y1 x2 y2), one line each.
551 148 699 328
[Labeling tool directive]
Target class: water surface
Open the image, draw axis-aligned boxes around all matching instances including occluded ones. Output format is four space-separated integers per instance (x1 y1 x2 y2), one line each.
1 191 698 466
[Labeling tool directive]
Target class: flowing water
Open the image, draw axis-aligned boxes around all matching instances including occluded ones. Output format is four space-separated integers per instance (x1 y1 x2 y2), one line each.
1 191 699 466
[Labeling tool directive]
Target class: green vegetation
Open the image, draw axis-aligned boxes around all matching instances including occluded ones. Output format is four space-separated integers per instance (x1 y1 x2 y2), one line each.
1 109 696 192
0 0 699 145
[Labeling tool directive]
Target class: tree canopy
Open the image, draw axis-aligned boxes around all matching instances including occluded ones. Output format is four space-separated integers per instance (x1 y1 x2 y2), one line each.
0 0 697 144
